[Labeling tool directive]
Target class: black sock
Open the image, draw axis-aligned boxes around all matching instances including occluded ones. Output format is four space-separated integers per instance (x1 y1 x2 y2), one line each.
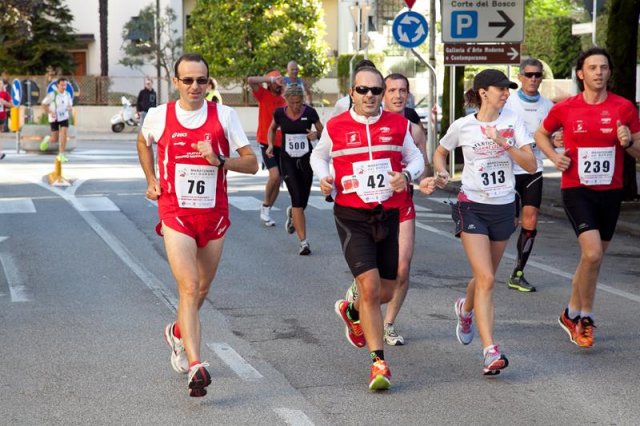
370 350 385 362
346 303 359 321
513 228 537 276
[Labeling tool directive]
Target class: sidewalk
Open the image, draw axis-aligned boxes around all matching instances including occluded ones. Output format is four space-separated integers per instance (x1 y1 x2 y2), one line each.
443 161 640 238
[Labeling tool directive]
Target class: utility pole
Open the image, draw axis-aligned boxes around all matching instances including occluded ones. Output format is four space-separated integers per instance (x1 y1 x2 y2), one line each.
156 0 162 102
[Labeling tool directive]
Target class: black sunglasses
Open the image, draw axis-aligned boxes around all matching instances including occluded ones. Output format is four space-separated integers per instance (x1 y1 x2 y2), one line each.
522 72 543 79
353 85 384 96
177 77 209 85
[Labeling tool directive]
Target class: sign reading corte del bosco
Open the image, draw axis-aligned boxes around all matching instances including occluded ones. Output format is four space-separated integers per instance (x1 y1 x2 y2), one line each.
442 1 524 43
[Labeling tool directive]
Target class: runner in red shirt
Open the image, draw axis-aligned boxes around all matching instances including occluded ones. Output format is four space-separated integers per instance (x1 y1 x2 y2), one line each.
0 79 12 159
137 53 258 397
248 71 287 226
536 47 640 349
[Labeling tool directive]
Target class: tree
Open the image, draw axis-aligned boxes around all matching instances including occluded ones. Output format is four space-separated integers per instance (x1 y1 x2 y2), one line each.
120 4 183 99
185 0 331 80
0 0 75 74
99 0 108 77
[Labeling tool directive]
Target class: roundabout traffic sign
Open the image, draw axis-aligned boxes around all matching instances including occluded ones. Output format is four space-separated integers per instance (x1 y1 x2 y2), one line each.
392 10 428 49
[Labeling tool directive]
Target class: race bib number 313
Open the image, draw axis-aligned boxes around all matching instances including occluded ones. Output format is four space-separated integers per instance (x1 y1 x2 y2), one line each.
578 147 615 186
175 164 218 208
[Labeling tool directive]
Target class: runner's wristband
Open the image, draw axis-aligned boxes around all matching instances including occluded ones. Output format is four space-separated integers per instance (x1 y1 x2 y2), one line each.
403 170 412 184
624 139 634 150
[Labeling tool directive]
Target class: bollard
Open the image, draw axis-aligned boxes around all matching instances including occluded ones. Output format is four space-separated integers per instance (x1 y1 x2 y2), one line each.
48 157 70 186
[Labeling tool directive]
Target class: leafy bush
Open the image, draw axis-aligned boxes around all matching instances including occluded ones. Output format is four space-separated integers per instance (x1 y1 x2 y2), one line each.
523 16 581 79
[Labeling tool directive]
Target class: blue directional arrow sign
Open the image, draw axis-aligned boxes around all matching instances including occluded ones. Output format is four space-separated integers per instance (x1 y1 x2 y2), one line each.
10 79 22 107
392 11 428 49
47 80 75 99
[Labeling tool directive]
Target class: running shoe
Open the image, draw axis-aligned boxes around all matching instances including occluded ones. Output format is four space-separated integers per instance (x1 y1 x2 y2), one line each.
575 317 596 348
163 322 188 374
57 153 68 163
368 359 391 391
285 206 295 234
507 271 536 292
483 345 509 375
188 362 212 397
345 279 358 303
454 298 474 345
334 299 366 348
260 205 275 227
39 136 50 151
383 323 405 346
299 240 311 256
558 309 579 345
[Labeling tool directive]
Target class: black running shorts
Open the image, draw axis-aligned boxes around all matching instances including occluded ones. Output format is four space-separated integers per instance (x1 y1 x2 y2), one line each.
452 201 516 241
260 144 281 171
561 187 622 241
515 171 543 217
334 204 399 280
281 153 313 208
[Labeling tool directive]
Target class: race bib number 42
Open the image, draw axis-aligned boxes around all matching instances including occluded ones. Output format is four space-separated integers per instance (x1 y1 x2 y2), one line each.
578 147 615 186
175 164 218 208
352 158 393 203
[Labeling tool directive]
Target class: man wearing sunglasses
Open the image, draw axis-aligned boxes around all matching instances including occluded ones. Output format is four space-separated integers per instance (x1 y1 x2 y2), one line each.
503 58 554 293
311 66 433 391
137 53 258 397
248 70 287 227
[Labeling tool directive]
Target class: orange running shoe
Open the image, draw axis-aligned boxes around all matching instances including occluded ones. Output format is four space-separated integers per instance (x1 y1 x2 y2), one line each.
369 359 391 391
558 309 579 345
334 299 366 348
575 317 596 348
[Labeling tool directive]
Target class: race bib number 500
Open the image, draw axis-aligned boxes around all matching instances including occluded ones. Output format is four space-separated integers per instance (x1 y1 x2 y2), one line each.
175 164 218 208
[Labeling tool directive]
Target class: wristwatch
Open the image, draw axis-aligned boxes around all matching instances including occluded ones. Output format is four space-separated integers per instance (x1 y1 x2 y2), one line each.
217 154 226 168
624 139 634 150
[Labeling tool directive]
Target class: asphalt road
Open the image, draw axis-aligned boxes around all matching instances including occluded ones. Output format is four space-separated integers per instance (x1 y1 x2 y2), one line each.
1 136 639 425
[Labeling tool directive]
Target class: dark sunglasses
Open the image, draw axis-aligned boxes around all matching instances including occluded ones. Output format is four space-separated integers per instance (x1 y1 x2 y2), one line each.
522 72 543 79
353 85 384 96
177 77 209 85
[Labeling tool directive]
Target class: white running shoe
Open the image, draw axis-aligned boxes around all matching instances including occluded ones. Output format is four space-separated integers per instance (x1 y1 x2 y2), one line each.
163 323 188 374
384 323 405 346
285 206 295 234
299 240 311 255
260 205 276 226
345 279 358 303
483 344 509 375
454 298 474 345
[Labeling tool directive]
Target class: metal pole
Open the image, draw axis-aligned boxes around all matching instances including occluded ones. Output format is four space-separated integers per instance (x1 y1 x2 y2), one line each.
449 66 456 176
411 48 437 167
156 0 162 102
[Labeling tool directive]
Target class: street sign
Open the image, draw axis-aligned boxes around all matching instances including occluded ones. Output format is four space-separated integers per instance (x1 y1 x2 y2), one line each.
392 11 429 49
10 79 22 107
572 22 594 35
404 0 416 8
21 80 41 106
442 2 524 43
444 43 521 65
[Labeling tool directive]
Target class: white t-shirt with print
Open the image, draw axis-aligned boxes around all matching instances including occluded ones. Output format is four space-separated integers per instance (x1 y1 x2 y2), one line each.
504 93 553 174
440 109 533 205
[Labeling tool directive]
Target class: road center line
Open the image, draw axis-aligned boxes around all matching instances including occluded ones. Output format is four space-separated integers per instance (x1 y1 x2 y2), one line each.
416 221 640 304
206 342 263 380
272 408 315 426
0 252 32 302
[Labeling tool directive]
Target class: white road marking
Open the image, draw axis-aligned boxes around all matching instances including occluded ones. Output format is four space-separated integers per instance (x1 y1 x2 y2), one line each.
415 221 640 304
228 196 264 211
0 198 36 214
206 342 263 380
413 204 432 212
415 212 450 219
273 408 315 426
0 252 32 302
70 196 120 212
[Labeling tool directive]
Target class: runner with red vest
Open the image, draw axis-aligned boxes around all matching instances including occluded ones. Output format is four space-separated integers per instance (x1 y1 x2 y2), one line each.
535 47 640 349
310 66 435 391
137 53 258 397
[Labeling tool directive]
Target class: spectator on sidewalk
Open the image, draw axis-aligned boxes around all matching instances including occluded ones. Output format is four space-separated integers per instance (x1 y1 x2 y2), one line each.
136 78 157 125
284 61 311 104
205 77 223 104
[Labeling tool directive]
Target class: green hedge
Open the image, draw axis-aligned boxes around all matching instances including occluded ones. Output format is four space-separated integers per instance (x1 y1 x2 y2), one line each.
523 16 582 79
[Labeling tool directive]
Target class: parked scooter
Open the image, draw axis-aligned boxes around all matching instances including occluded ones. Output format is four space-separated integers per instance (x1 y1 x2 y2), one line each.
111 96 139 133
